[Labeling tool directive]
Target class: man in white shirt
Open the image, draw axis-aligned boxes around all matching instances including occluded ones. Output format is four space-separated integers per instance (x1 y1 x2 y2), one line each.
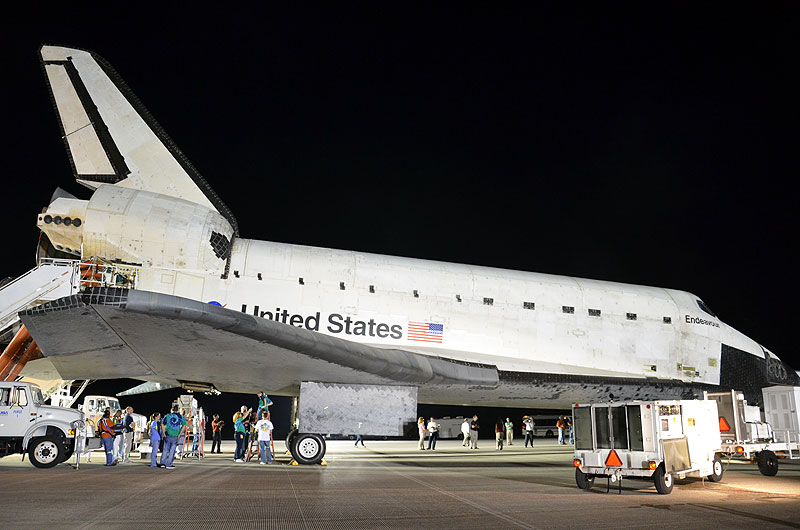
255 412 274 464
461 418 471 447
426 418 439 450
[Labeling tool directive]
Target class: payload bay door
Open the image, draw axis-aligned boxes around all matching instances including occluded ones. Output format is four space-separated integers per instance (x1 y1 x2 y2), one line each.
298 382 417 436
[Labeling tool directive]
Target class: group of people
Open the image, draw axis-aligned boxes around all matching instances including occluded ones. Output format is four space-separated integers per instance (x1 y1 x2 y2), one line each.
415 414 575 451
96 406 137 466
556 416 574 445
100 390 275 469
231 391 274 464
417 417 445 450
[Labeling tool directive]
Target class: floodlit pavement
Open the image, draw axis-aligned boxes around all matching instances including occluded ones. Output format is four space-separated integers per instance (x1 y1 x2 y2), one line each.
1 438 798 529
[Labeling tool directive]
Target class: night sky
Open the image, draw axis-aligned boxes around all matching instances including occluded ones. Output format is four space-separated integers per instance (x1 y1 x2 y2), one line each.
2 9 799 434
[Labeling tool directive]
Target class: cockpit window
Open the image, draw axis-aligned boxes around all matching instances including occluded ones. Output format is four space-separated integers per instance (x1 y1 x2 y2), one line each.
696 299 716 318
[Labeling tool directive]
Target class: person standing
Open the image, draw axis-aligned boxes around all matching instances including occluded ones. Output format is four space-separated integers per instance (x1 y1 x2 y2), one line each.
417 417 427 450
211 414 224 454
160 405 187 469
149 412 162 468
121 406 135 463
567 416 574 445
112 409 124 462
98 410 118 466
254 411 274 464
426 417 439 450
495 419 505 450
461 418 471 447
505 417 514 446
556 417 566 445
470 415 480 449
256 392 273 419
233 407 251 462
524 416 535 448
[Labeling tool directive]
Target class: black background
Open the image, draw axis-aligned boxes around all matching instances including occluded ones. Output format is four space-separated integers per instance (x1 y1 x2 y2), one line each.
2 7 798 438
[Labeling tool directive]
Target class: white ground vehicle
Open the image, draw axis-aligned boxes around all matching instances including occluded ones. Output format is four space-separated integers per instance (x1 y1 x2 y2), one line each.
532 415 561 438
435 417 469 439
0 381 87 467
572 399 723 494
707 386 800 476
80 395 147 452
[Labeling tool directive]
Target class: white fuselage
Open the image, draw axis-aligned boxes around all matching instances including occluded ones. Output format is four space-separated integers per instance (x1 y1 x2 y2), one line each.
132 237 763 387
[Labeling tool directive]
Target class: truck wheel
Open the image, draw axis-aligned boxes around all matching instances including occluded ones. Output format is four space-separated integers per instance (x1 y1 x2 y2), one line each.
61 441 75 463
290 433 326 465
757 450 779 476
575 467 595 490
653 464 673 494
707 454 723 482
28 435 63 468
546 430 553 438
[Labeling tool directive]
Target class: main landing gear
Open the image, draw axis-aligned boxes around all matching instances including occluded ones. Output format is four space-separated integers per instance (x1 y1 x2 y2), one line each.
285 429 326 465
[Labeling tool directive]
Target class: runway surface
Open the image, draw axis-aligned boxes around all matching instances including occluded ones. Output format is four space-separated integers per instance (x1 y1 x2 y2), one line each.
1 438 798 529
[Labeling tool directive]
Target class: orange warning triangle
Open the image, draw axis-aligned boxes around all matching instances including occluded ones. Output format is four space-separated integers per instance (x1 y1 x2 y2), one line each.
719 416 731 432
605 449 623 467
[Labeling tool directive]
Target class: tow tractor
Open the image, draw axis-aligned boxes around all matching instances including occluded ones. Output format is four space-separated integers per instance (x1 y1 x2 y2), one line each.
706 386 800 476
572 399 723 494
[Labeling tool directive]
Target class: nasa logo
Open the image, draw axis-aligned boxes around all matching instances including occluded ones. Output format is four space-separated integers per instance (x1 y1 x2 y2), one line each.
208 301 223 307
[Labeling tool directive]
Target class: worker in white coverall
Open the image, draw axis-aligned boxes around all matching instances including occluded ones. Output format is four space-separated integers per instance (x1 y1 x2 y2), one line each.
461 418 471 447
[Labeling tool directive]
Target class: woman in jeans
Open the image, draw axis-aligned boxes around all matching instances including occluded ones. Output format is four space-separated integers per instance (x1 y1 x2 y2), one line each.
417 417 427 450
233 411 246 462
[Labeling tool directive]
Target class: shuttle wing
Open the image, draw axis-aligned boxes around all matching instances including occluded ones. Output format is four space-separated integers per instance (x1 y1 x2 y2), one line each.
19 288 499 393
39 45 237 234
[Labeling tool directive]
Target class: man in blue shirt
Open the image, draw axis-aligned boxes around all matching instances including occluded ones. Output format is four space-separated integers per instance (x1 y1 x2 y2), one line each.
159 405 187 469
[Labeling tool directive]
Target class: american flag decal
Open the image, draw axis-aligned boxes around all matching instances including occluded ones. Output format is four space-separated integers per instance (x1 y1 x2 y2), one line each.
407 321 444 343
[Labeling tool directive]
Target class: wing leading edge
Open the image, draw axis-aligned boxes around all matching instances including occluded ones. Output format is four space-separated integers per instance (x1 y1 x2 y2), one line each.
19 288 499 393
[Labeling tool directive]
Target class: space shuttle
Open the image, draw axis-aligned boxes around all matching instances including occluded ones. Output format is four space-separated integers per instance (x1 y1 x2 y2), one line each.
1 46 796 463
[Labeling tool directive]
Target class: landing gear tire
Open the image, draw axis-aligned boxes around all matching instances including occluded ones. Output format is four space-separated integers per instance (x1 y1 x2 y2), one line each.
708 454 724 482
757 450 779 476
653 464 673 494
290 433 326 465
575 467 595 490
285 429 298 453
28 435 63 468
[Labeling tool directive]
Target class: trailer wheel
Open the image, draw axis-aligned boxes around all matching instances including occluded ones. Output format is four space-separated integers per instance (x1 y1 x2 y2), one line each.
757 450 779 476
28 435 63 468
708 454 723 482
653 464 673 494
575 468 595 490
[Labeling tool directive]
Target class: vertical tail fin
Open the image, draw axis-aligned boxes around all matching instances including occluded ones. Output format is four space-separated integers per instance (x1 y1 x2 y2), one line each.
39 45 237 236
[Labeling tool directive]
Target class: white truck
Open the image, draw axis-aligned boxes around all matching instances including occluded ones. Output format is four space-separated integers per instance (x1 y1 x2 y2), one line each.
572 399 723 494
0 381 90 467
80 395 148 454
